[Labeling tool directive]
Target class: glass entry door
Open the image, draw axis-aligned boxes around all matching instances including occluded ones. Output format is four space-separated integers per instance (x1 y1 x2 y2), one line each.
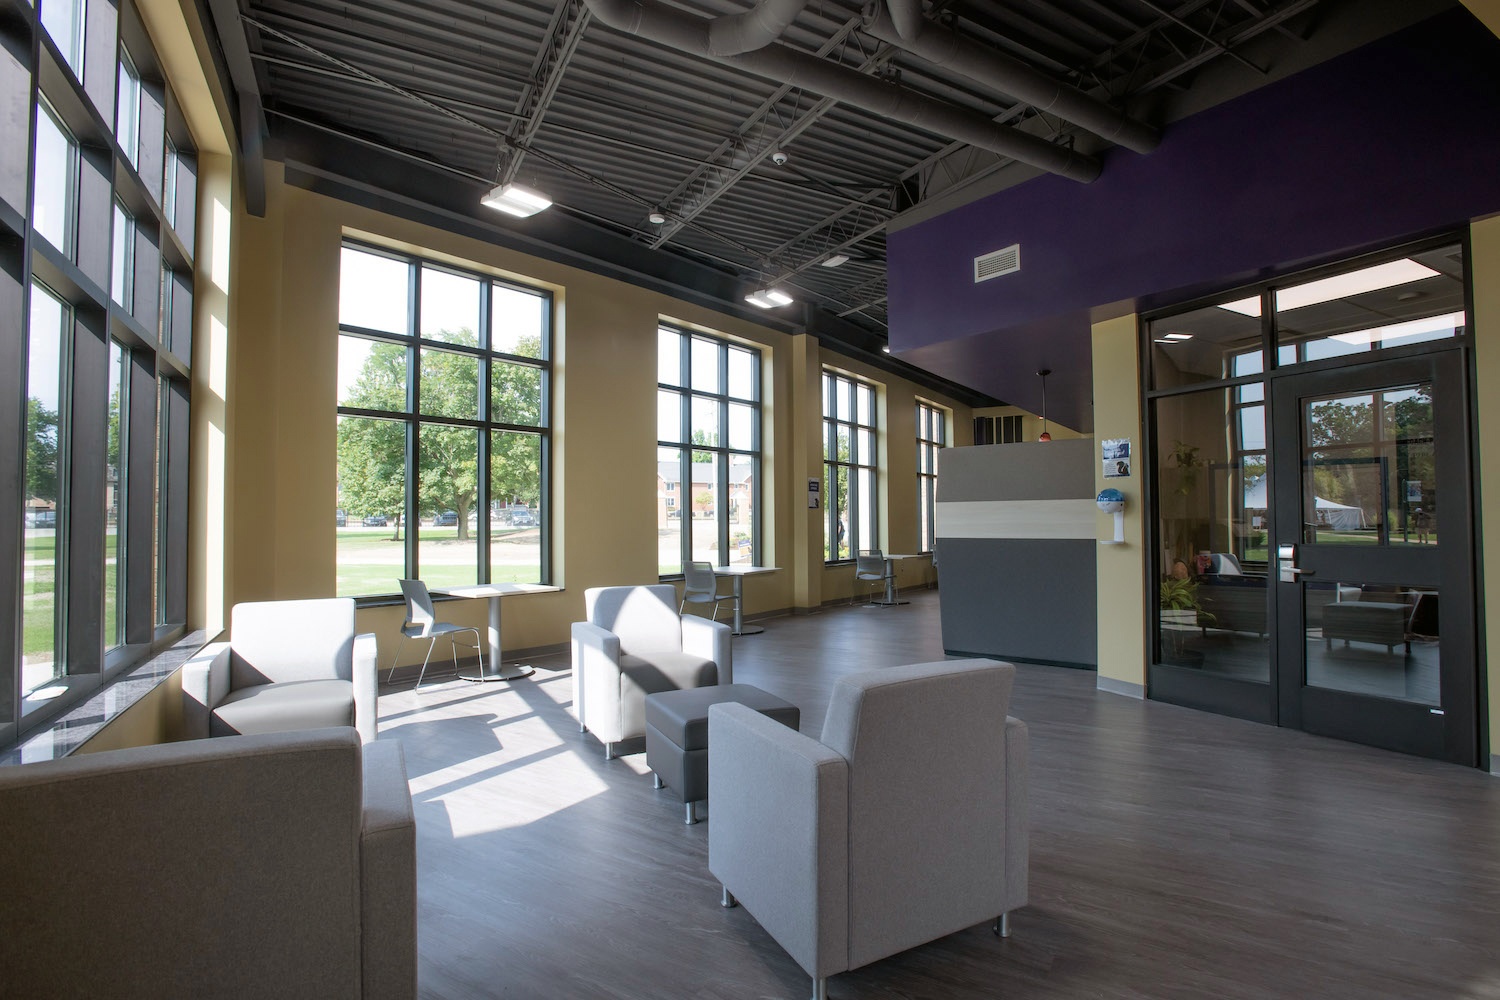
1269 351 1476 764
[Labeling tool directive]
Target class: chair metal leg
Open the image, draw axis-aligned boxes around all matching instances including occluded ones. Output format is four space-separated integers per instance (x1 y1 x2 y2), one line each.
721 887 737 908
811 977 827 1000
994 912 1012 938
684 801 696 825
413 638 439 690
604 743 615 761
386 636 407 684
652 772 664 789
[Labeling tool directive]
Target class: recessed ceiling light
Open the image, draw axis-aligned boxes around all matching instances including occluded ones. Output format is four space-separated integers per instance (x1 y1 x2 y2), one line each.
481 182 552 218
1329 310 1464 346
821 253 851 268
1220 259 1441 317
648 209 667 225
1163 332 1193 341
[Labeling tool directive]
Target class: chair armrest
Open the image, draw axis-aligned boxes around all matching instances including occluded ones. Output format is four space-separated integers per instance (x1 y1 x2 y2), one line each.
353 632 379 743
708 703 849 981
360 739 416 1000
1003 716 1029 912
681 616 733 684
572 621 621 730
180 642 231 740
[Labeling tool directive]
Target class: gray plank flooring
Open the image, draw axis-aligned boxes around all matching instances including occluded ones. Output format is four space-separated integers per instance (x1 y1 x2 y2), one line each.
377 591 1500 999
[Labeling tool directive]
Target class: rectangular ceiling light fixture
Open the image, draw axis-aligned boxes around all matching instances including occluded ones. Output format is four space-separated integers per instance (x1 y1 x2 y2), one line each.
482 182 552 218
974 243 1021 283
1219 258 1441 317
821 253 851 268
745 287 793 309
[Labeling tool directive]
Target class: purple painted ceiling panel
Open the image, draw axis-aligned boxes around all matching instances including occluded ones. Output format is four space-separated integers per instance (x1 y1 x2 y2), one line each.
888 9 1500 432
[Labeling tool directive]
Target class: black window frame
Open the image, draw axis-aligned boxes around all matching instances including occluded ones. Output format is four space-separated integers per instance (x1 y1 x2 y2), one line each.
655 323 763 578
335 240 555 597
823 369 879 563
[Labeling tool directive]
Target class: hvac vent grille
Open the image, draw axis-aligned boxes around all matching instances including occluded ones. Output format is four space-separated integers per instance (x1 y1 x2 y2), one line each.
974 244 1020 282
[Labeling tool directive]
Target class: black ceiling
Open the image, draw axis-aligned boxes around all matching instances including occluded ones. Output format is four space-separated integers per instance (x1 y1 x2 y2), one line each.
205 0 1410 406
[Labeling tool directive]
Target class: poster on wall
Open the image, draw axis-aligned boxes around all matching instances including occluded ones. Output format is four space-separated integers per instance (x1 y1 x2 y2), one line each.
1102 438 1131 478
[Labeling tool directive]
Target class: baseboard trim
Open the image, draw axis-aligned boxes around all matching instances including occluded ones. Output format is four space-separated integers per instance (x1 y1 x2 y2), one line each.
1097 676 1145 700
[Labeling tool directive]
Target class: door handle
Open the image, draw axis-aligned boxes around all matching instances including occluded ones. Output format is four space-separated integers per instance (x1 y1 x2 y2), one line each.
1276 543 1313 583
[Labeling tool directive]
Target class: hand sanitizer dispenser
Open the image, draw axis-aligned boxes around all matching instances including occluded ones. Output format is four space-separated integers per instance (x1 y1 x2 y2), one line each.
1097 488 1126 545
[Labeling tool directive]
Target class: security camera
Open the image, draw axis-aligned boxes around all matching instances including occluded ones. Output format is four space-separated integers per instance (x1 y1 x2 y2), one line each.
770 149 789 166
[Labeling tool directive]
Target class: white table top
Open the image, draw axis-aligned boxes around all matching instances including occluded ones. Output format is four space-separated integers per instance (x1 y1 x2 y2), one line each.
430 583 561 599
884 553 932 561
711 565 780 577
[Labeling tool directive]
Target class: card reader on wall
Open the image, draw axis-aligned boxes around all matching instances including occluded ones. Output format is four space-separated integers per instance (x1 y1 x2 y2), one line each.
1097 488 1125 545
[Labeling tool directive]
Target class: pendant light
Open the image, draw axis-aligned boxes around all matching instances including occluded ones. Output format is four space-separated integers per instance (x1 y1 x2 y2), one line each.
1037 368 1052 442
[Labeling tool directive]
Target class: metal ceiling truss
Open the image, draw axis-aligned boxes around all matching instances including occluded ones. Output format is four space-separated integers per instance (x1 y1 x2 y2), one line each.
645 13 895 248
496 0 594 186
235 0 1326 341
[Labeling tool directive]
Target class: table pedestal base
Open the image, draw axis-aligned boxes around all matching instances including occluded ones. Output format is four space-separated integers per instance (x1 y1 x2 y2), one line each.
731 624 764 637
460 663 536 682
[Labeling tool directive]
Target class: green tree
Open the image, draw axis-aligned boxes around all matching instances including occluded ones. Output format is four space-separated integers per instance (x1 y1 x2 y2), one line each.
26 397 60 503
337 330 544 542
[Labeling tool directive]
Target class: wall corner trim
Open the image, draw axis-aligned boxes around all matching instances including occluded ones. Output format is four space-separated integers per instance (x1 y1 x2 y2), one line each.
1097 676 1145 700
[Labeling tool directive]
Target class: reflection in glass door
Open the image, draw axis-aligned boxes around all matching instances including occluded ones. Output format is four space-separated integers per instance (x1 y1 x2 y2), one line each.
1272 352 1475 764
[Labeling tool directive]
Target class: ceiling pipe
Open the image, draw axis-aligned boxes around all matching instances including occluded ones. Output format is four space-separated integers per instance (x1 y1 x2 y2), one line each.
709 0 811 55
584 0 1101 182
865 1 1160 154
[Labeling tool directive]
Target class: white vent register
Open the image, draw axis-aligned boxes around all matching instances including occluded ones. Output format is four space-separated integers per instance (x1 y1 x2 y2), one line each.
974 243 1021 283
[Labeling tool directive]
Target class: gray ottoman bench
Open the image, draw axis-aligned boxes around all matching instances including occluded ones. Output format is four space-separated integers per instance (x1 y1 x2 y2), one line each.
645 683 800 824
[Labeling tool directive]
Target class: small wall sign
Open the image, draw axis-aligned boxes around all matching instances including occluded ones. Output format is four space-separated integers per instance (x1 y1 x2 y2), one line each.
1102 438 1131 479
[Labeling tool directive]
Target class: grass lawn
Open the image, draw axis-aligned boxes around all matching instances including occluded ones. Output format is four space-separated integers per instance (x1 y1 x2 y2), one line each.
336 525 543 596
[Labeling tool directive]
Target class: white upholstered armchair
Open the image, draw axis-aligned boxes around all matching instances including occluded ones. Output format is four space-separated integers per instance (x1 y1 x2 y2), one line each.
708 658 1028 1000
571 584 732 759
182 598 380 743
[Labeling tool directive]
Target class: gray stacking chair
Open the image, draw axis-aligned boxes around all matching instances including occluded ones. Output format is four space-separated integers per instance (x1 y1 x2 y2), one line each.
680 560 735 622
852 550 893 605
709 658 1029 1000
393 579 485 689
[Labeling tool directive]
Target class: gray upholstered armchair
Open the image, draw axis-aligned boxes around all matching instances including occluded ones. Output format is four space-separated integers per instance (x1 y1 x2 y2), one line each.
183 598 379 743
708 659 1028 1000
0 727 416 999
571 584 731 759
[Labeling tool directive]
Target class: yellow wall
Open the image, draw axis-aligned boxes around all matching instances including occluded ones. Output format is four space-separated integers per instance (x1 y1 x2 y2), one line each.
224 166 972 671
1092 314 1147 695
1471 213 1500 766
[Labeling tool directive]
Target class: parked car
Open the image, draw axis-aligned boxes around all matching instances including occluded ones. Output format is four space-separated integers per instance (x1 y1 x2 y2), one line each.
26 510 56 528
362 513 388 527
432 511 458 526
508 508 535 527
335 509 347 527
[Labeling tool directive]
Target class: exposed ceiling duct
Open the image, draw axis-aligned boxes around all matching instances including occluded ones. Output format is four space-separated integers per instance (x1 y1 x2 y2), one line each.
582 0 1102 182
864 1 1161 154
707 0 811 55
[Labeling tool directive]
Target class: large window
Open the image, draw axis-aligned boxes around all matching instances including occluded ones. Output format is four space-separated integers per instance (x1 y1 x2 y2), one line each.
656 326 761 576
4 0 198 747
823 370 878 562
115 48 141 168
23 283 70 704
336 243 552 596
31 100 77 256
916 400 946 553
40 0 86 77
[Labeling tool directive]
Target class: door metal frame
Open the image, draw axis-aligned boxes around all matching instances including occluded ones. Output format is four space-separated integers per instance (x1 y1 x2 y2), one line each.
1270 350 1477 765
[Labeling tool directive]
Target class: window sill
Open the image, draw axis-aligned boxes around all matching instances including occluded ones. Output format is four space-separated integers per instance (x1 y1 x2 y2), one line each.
0 630 209 766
